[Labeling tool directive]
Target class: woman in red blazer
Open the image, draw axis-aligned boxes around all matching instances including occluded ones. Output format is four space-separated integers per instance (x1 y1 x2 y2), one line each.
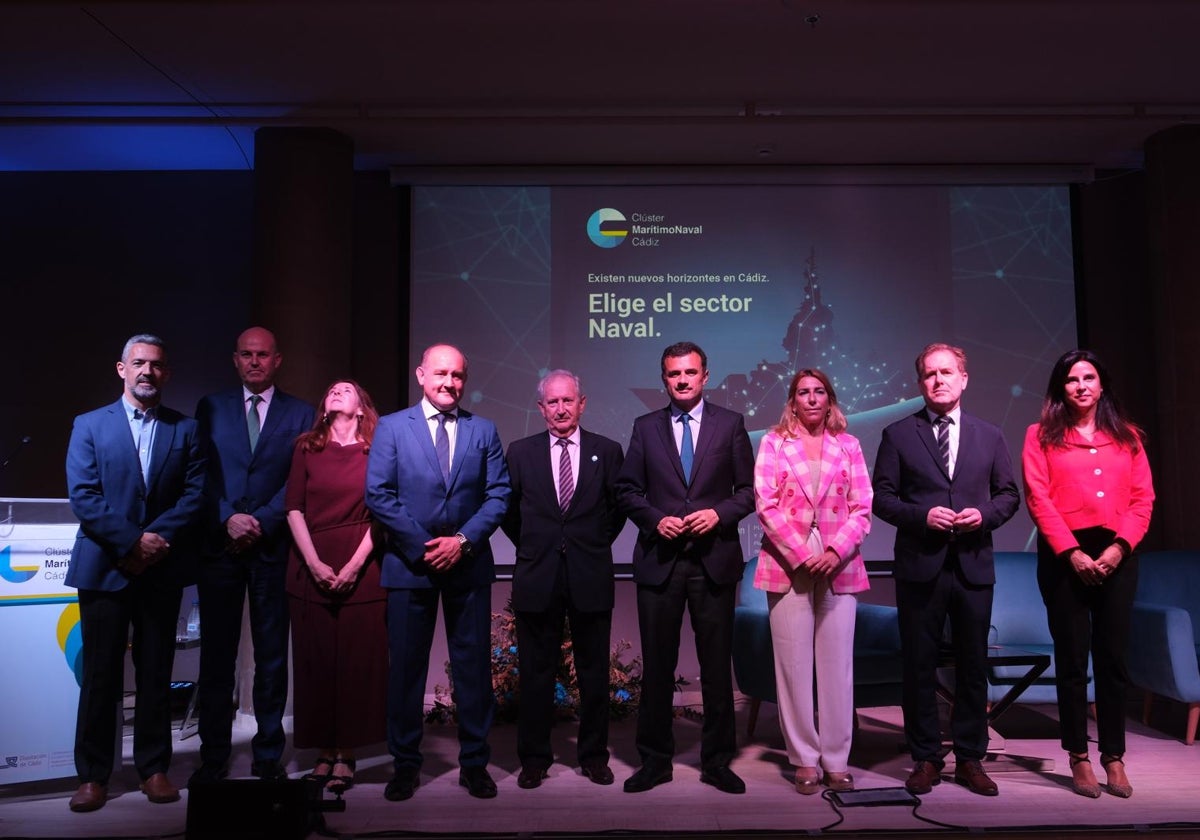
1022 349 1154 799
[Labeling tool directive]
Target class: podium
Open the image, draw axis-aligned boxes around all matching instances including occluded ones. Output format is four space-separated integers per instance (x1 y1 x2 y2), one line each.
0 498 82 784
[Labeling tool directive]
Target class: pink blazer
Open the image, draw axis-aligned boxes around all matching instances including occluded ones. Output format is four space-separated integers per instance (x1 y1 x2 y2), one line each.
753 428 872 594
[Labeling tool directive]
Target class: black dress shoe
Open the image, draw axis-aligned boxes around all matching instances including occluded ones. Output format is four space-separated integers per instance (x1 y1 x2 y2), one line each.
700 766 746 794
905 760 942 795
459 766 498 799
187 763 228 786
517 765 549 789
581 762 615 785
954 759 998 796
623 762 673 793
250 760 289 781
384 768 420 801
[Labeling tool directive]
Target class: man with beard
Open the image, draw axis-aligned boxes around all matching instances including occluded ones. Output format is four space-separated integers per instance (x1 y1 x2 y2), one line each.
64 334 206 812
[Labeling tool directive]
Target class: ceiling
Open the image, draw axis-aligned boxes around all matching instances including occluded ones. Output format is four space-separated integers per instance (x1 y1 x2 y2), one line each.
2 1 1199 176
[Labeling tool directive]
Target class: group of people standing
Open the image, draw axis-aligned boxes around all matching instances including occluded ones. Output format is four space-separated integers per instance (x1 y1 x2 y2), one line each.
758 342 1153 802
61 328 1153 815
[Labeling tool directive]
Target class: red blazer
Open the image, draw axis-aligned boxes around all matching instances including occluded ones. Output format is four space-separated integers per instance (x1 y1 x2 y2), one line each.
1021 423 1154 556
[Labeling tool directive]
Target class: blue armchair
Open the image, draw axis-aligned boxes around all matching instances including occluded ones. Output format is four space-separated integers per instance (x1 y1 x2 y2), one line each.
732 556 903 738
1129 550 1200 745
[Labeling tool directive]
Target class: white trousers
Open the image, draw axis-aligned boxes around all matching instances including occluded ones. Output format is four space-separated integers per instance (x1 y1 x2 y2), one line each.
766 564 857 772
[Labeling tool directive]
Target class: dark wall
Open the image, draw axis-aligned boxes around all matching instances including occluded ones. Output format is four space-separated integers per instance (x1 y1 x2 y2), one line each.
1 171 255 498
1072 171 1163 548
0 169 403 500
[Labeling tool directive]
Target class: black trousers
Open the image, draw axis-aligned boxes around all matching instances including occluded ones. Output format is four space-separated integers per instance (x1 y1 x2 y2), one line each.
75 582 179 784
514 574 612 769
896 552 993 764
1037 527 1138 756
634 555 736 771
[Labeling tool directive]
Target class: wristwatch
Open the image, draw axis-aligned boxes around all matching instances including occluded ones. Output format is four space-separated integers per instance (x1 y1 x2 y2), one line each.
454 532 473 556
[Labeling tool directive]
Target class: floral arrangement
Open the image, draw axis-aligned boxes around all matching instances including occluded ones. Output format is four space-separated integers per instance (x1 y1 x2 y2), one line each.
425 602 683 724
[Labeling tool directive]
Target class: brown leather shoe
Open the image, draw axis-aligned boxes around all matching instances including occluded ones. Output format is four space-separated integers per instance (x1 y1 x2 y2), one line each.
68 782 107 812
823 771 855 792
140 772 180 804
904 760 941 795
794 766 820 795
954 759 998 796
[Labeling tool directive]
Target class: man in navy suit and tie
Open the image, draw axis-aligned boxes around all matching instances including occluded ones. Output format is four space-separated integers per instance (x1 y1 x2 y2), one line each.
615 341 756 795
190 326 315 784
366 343 511 801
501 370 625 789
65 333 206 812
872 342 1019 797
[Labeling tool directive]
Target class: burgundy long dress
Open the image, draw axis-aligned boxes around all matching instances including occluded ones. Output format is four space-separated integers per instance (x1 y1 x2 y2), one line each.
284 440 387 749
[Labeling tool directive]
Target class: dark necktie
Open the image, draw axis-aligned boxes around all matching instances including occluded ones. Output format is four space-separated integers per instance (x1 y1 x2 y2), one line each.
935 414 952 475
679 413 694 485
247 394 263 451
556 437 574 512
133 408 152 484
435 412 451 480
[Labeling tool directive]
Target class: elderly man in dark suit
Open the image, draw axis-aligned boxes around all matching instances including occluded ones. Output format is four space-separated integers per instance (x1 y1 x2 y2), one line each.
615 340 756 795
872 342 1019 798
366 343 511 802
190 326 315 784
64 333 206 812
501 370 625 789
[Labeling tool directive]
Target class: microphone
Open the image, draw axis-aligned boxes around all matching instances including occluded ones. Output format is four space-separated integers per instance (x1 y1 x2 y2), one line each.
0 435 31 471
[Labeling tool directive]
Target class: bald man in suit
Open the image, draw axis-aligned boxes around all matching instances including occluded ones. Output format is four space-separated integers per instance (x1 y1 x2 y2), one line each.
190 326 315 784
366 343 511 802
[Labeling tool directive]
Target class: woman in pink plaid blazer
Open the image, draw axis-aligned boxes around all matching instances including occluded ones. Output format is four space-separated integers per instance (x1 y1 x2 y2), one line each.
753 368 873 795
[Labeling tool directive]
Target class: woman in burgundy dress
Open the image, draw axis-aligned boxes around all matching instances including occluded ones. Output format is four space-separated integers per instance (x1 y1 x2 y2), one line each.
285 380 385 793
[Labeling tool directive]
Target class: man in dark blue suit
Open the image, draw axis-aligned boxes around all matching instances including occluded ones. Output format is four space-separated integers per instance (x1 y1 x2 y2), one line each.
366 343 511 801
190 326 315 784
501 370 625 789
615 341 756 795
872 342 1019 798
65 334 206 812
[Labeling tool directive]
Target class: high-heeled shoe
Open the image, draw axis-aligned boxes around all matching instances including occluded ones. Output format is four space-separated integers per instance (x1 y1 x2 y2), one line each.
303 756 336 784
1068 752 1100 798
794 766 820 795
1100 753 1132 798
327 757 357 794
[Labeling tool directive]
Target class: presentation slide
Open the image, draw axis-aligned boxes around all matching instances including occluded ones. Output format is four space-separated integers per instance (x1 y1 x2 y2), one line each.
410 184 1076 567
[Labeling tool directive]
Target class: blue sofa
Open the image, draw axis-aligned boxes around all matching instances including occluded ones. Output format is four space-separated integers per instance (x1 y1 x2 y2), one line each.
1129 550 1200 745
732 556 903 737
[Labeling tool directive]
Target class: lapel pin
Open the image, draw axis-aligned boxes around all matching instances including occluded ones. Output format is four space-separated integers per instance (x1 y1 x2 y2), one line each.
591 455 598 462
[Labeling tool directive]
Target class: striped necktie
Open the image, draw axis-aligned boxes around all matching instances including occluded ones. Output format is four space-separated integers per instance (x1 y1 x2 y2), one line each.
556 438 574 512
935 415 952 475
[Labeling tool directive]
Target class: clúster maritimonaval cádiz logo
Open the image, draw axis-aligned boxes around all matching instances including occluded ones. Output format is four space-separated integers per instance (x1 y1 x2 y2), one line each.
0 545 37 583
587 208 628 248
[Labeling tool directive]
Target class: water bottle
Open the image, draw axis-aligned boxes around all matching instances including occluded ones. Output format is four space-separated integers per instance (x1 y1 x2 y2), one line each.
186 601 201 640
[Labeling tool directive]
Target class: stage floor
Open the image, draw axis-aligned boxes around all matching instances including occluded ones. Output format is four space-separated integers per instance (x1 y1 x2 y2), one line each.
2 694 1199 839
